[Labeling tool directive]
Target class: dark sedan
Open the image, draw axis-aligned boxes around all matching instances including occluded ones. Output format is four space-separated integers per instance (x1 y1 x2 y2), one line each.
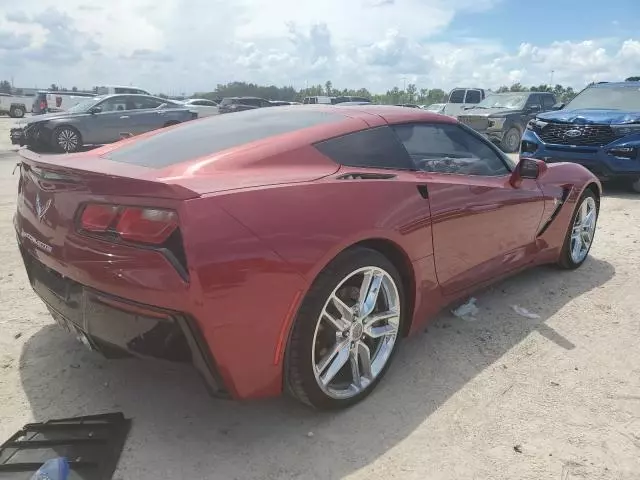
218 97 273 114
10 94 197 153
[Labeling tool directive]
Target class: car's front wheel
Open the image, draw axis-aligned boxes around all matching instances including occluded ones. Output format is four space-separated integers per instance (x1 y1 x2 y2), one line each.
286 247 404 410
52 126 82 153
557 189 599 269
10 106 25 118
501 126 522 153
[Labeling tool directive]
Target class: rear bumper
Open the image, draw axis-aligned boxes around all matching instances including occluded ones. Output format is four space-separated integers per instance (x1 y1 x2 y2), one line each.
18 242 229 398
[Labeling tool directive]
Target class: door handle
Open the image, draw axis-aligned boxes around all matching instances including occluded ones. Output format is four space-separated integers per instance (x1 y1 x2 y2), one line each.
119 116 129 119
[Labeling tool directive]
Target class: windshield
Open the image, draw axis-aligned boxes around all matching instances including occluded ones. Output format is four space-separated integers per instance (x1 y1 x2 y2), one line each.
565 85 640 110
66 96 106 113
476 94 527 109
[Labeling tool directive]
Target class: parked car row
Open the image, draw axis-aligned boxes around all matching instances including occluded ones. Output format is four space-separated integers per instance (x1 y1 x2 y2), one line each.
11 94 197 153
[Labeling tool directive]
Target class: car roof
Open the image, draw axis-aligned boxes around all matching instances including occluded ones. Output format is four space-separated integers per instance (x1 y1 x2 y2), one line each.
590 81 639 88
100 104 457 170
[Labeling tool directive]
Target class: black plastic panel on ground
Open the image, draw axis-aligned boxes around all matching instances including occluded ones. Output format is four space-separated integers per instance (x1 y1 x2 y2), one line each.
0 413 131 480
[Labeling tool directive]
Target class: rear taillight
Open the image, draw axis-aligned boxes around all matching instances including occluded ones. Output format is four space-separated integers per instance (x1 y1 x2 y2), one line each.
78 203 178 245
116 208 178 244
80 204 119 232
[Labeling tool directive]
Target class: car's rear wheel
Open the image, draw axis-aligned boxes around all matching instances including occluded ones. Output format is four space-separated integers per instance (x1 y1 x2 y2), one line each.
52 126 82 153
286 247 404 410
10 106 25 118
163 120 180 128
631 178 640 193
557 189 599 269
501 127 521 153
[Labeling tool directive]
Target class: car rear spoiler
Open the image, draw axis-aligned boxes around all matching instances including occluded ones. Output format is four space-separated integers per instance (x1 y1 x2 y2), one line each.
17 148 201 200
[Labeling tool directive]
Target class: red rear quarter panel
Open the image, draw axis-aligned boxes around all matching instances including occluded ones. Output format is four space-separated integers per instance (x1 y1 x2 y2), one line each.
183 172 441 399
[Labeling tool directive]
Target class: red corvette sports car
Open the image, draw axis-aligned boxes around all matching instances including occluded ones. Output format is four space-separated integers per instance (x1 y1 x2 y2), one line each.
15 105 601 409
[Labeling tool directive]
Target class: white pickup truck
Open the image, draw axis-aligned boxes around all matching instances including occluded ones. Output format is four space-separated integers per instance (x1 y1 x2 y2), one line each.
0 93 27 118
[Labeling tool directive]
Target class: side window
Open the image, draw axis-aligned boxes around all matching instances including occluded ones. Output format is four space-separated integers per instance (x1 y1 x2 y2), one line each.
448 89 465 103
542 95 556 109
465 90 482 104
314 126 415 170
133 97 165 109
526 94 542 109
392 123 510 176
97 96 130 112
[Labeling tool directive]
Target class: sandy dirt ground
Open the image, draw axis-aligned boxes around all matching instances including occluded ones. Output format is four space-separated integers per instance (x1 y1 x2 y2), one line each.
0 116 639 479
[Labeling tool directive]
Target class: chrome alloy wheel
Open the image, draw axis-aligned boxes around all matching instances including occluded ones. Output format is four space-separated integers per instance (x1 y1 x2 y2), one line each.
570 196 597 264
57 128 79 152
311 266 400 399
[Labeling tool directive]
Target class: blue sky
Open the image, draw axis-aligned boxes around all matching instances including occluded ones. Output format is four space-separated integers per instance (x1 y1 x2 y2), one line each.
446 0 638 44
1 0 639 94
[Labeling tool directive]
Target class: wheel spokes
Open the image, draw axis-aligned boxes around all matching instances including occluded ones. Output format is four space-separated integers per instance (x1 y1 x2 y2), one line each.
358 269 383 318
323 310 350 333
350 341 372 390
319 341 350 386
363 310 399 339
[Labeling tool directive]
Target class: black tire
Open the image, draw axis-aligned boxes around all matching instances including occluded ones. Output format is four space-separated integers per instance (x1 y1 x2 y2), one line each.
9 106 25 118
631 178 640 193
163 120 180 128
285 247 405 410
557 189 599 270
501 126 522 153
52 126 82 153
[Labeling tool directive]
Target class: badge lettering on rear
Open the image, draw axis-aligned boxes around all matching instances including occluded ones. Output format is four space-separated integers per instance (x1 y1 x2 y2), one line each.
21 230 53 253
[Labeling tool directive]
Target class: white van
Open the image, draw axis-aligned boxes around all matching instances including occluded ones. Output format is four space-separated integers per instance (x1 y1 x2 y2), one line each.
442 88 487 118
31 90 97 115
94 85 151 96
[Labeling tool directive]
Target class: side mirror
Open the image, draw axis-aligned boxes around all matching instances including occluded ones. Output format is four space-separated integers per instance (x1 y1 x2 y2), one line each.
510 158 547 187
88 106 102 114
526 105 541 114
551 103 564 111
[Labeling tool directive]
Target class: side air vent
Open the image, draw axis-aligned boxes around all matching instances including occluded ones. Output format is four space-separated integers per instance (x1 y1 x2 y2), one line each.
337 172 396 180
537 186 572 237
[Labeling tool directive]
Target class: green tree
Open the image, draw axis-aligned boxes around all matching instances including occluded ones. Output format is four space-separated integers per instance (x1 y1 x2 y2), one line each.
324 80 333 96
625 76 640 81
49 84 59 91
71 86 78 92
406 83 417 103
509 82 527 92
0 80 11 94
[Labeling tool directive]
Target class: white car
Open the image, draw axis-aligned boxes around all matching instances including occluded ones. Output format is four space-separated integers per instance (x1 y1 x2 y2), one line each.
181 98 219 117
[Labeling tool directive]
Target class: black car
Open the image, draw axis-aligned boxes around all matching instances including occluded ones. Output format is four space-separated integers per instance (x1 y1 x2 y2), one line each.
218 97 272 114
457 92 558 153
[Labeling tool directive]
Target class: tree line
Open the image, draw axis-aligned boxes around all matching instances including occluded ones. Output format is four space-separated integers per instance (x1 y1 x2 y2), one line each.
3 77 640 104
195 80 584 105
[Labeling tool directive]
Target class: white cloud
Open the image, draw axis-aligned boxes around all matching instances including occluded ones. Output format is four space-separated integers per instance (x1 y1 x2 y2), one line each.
1 0 639 94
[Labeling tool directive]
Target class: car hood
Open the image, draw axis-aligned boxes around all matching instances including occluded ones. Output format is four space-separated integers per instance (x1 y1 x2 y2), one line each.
537 109 640 125
17 111 80 126
459 107 520 117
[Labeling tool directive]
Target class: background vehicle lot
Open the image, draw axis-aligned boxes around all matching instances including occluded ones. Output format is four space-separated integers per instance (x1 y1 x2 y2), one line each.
0 116 639 479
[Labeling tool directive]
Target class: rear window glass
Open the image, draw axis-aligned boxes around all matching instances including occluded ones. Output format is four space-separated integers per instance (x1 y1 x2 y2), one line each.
105 108 345 168
449 89 466 103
